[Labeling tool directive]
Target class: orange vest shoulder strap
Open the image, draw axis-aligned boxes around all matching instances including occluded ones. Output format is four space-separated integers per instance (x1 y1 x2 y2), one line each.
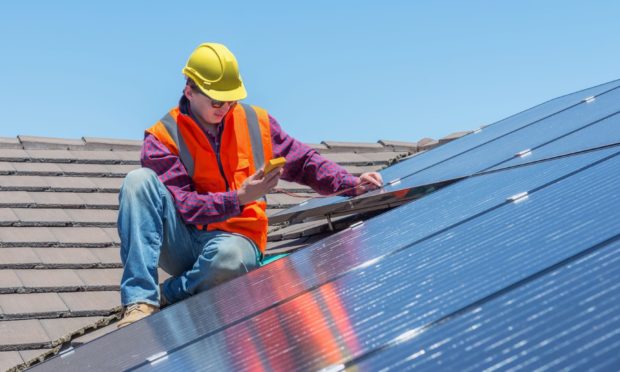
146 109 196 177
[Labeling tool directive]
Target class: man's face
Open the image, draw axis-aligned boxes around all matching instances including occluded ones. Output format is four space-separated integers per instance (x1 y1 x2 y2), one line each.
184 85 236 125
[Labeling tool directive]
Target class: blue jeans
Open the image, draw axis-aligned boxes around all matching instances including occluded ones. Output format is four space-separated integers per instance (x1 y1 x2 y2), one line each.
117 168 260 307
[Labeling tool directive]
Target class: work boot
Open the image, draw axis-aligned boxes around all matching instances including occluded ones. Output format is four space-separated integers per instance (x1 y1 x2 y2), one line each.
117 303 159 329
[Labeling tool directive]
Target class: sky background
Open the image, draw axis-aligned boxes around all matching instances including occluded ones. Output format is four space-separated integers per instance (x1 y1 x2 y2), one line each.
0 1 618 145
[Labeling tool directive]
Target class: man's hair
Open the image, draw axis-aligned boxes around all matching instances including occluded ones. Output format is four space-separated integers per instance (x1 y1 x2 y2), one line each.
186 78 199 91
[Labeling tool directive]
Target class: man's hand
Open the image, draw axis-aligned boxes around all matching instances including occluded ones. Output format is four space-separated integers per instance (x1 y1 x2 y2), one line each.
237 167 283 205
355 172 383 195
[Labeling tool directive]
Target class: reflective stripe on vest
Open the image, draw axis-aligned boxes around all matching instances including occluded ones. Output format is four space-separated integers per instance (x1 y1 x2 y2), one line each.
240 103 265 171
160 105 265 177
160 113 196 177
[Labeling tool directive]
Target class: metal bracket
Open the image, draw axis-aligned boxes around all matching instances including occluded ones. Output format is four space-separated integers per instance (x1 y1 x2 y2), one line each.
326 214 334 232
516 148 532 158
147 351 169 365
388 178 401 186
584 96 596 104
507 191 529 203
350 221 364 230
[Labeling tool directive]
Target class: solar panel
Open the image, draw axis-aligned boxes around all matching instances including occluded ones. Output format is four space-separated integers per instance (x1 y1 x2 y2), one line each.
131 146 620 371
34 143 620 370
271 79 620 224
352 239 620 371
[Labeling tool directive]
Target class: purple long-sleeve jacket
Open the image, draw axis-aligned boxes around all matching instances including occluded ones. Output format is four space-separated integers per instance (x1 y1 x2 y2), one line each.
141 112 358 226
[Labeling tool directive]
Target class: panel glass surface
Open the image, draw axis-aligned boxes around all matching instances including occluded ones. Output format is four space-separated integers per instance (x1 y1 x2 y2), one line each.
131 145 620 371
35 146 620 370
352 239 620 371
272 80 620 223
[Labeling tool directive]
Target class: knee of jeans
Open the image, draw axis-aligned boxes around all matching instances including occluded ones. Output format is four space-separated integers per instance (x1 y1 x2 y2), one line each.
210 242 257 277
121 168 158 195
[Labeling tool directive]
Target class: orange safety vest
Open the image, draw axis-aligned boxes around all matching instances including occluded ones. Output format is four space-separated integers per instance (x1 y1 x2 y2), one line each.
145 103 274 252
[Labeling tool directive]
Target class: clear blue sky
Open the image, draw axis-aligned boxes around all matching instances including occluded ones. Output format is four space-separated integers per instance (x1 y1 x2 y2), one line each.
1 1 618 144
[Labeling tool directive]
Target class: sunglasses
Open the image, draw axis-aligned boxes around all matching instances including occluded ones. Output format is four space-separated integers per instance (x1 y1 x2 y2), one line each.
197 89 237 109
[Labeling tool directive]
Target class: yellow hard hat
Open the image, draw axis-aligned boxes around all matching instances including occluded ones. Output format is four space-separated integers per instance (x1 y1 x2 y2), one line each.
182 43 247 101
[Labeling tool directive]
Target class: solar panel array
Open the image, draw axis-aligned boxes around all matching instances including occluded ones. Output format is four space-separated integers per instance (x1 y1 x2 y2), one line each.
33 79 620 371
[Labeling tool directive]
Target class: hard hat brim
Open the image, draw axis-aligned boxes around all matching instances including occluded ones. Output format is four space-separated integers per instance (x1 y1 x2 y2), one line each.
200 82 247 102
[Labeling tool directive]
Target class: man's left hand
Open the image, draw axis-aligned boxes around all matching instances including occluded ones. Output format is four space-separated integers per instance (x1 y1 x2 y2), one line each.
355 172 383 195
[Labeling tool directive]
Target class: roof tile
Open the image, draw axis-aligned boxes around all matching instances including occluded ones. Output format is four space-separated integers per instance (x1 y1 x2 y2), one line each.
0 191 35 207
0 149 29 161
0 319 49 346
24 149 76 162
12 208 72 226
64 209 117 225
89 248 121 265
77 192 119 208
102 228 120 244
49 227 115 245
0 162 16 174
321 141 385 153
82 137 142 150
377 139 418 152
32 248 99 265
90 177 123 191
19 348 52 364
0 270 23 288
0 136 23 149
18 136 85 150
0 208 19 225
11 162 63 175
28 192 85 208
0 175 49 190
0 293 68 316
417 137 439 151
0 248 40 266
45 176 98 191
74 269 122 287
438 130 472 144
359 151 409 163
111 151 141 162
58 291 119 312
39 316 101 341
0 227 55 245
0 351 24 370
57 163 110 176
320 152 368 164
66 150 120 162
15 269 84 289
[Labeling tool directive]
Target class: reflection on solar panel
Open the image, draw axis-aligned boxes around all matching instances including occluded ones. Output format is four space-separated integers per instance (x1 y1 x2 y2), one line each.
271 79 620 224
32 80 620 370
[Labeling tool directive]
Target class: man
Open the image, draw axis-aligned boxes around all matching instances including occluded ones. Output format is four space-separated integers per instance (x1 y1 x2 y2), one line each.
117 43 383 328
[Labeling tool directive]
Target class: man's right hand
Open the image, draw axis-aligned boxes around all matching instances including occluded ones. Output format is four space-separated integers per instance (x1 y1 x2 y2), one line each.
237 167 283 205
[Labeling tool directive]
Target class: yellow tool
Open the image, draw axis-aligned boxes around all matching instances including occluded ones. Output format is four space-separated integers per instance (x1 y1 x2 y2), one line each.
264 157 286 175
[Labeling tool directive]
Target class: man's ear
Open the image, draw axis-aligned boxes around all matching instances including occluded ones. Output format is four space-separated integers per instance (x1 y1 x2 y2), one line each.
183 85 193 100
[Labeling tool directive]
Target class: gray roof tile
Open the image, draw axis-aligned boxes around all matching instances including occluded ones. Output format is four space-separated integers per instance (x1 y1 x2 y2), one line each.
321 141 385 152
0 227 56 245
57 163 110 176
18 136 85 150
359 151 409 163
0 319 49 346
0 191 35 207
69 322 117 347
342 164 384 176
64 209 117 225
49 227 114 246
74 269 122 287
417 137 439 151
18 348 52 364
266 193 313 208
82 137 142 150
0 270 23 288
11 162 63 175
31 248 100 266
0 208 19 225
102 228 120 244
24 149 76 162
377 139 418 152
12 208 72 226
28 192 85 208
90 177 123 191
45 176 98 191
111 151 141 162
0 162 16 174
0 175 49 190
439 130 472 144
0 351 24 370
0 137 23 149
0 149 29 161
89 248 121 265
65 150 121 162
58 291 119 312
15 269 84 289
0 248 40 266
0 293 68 316
39 316 101 341
320 152 368 164
76 192 119 208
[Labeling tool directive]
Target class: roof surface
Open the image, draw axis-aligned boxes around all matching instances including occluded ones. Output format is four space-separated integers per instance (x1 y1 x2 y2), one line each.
15 78 620 371
0 133 469 370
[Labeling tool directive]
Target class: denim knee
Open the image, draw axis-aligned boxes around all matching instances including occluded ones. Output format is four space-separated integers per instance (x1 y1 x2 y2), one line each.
120 168 159 196
205 239 259 286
